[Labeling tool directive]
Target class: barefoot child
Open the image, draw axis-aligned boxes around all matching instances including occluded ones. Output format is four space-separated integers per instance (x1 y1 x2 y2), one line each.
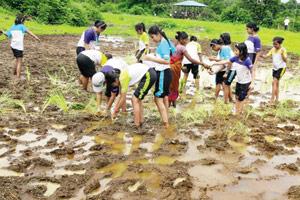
135 23 149 62
76 50 108 91
92 57 128 114
112 63 157 128
169 32 205 107
212 43 253 115
209 37 234 102
261 37 287 103
5 15 40 78
180 36 202 95
143 25 175 128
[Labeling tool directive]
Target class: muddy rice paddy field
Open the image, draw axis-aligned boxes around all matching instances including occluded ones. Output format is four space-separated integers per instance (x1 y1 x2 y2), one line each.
0 35 300 200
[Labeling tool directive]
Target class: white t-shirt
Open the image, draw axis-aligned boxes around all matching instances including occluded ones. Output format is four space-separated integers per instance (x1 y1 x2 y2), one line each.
81 50 103 65
182 41 202 64
6 24 28 51
77 32 85 47
230 56 253 84
104 58 128 71
120 63 150 93
267 47 287 70
284 19 290 26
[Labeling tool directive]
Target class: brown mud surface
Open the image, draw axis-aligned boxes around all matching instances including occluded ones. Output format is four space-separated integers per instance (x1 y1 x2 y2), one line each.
0 35 300 200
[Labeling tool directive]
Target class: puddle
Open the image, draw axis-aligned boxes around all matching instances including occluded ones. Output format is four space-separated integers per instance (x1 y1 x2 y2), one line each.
98 162 128 178
88 178 112 197
49 169 86 176
208 175 300 200
0 168 24 177
30 182 60 197
51 124 67 130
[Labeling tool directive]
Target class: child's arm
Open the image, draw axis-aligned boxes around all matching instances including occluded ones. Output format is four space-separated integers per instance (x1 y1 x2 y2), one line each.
261 49 272 59
212 60 231 66
96 92 103 112
281 49 288 63
112 92 126 118
143 54 169 65
26 30 40 42
107 92 117 111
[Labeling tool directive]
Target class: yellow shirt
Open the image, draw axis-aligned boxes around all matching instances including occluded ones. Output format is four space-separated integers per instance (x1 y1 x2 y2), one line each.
139 32 149 51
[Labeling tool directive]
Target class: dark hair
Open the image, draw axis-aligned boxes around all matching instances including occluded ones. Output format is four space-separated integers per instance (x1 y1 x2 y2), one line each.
175 31 188 41
106 69 120 84
235 43 248 61
190 36 197 42
94 20 107 30
105 53 113 60
220 33 231 45
273 36 284 44
246 22 260 32
135 23 146 32
15 14 26 25
148 25 173 55
210 38 223 47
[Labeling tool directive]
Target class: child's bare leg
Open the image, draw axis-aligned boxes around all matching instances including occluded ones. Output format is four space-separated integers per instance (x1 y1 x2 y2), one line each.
140 101 144 125
224 85 230 103
16 58 22 78
132 96 141 127
195 78 200 92
215 84 221 99
271 78 277 103
81 76 89 91
275 79 280 102
236 100 244 115
155 97 169 128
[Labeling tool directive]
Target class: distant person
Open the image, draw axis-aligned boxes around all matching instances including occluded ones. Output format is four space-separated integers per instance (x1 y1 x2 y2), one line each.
245 22 261 78
180 35 203 95
284 17 290 30
76 50 109 91
135 23 149 62
212 43 254 115
261 37 287 104
4 15 40 79
76 20 107 55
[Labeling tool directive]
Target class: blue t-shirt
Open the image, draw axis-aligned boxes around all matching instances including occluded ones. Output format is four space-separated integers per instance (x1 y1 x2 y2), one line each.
219 46 234 60
156 39 175 61
6 24 28 50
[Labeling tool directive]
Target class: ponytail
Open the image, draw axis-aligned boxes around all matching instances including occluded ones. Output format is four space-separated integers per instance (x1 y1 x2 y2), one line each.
15 14 26 25
148 25 173 56
175 31 188 41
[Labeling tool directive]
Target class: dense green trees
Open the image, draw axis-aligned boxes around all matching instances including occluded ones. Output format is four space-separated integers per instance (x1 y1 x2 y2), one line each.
0 0 299 31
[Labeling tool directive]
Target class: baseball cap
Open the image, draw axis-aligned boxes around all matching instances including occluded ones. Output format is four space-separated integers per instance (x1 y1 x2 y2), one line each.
92 72 105 93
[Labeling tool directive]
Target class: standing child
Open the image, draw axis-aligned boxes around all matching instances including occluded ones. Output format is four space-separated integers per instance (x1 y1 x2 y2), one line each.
143 25 175 128
209 38 234 102
245 22 261 77
212 43 253 115
5 15 40 79
262 37 287 104
135 23 149 62
180 35 202 95
169 32 205 107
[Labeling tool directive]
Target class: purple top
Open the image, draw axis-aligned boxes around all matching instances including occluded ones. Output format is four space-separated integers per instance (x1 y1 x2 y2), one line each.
101 65 119 93
84 28 99 44
229 56 253 70
245 36 261 54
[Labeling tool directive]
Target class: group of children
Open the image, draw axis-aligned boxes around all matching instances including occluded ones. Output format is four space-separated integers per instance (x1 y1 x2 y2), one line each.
1 15 288 129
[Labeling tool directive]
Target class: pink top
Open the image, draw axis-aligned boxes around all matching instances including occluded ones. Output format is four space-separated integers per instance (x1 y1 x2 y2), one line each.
171 44 187 63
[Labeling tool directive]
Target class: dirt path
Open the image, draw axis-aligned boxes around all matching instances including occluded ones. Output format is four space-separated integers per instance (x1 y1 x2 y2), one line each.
0 35 300 200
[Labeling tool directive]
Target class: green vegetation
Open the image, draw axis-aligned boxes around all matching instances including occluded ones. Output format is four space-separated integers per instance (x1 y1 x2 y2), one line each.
0 92 27 113
42 90 69 113
1 7 300 55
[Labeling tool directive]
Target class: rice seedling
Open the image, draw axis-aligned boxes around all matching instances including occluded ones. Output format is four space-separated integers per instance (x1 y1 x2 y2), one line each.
0 92 26 113
26 65 31 82
179 104 209 124
42 90 69 113
226 120 250 139
211 100 232 121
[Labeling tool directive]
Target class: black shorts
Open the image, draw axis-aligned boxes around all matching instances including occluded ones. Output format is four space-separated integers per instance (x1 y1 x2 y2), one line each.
11 48 23 58
248 53 257 64
135 49 146 61
216 71 226 85
134 68 157 100
273 68 286 80
154 68 172 98
236 82 251 101
76 54 96 78
76 47 85 55
225 70 236 86
182 64 199 79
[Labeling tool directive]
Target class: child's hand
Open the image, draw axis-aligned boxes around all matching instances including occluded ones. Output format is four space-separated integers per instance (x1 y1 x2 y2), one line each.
208 56 216 61
0 30 3 35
